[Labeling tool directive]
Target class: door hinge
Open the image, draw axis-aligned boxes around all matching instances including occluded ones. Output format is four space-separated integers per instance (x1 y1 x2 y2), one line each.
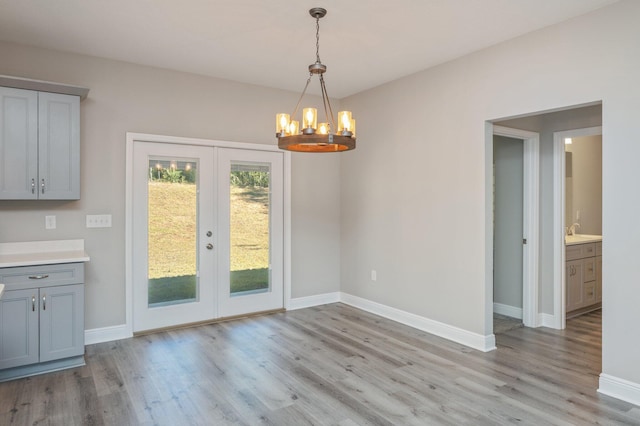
523 238 527 245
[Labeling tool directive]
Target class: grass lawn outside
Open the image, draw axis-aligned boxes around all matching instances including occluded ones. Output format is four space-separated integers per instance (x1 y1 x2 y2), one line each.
148 269 269 305
148 180 270 305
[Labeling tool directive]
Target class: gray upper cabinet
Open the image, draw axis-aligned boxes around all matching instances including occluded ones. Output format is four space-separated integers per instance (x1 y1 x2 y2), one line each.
0 86 81 200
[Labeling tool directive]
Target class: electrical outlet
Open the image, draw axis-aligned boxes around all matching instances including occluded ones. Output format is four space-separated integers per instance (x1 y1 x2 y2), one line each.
45 215 56 230
86 214 112 228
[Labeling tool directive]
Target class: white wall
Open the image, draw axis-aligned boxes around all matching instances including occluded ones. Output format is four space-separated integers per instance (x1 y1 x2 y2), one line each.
0 42 342 329
340 0 640 389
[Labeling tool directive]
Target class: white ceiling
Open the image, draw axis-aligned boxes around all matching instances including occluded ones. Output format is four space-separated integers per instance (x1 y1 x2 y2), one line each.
0 0 617 98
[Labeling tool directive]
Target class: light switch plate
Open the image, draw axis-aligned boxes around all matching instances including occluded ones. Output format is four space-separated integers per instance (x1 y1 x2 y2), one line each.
86 214 112 228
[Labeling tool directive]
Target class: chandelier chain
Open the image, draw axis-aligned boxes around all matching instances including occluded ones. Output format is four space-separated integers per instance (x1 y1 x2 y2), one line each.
315 16 321 63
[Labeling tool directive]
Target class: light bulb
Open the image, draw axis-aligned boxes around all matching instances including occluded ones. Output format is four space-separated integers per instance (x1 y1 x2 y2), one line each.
303 108 317 130
276 113 290 135
338 111 352 133
318 122 329 134
288 120 300 135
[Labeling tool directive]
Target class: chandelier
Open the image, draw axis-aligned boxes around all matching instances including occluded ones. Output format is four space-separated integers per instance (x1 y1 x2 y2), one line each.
276 8 356 152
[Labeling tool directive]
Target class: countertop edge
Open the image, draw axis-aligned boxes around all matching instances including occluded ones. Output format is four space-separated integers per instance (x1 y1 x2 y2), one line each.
0 250 90 268
565 236 603 246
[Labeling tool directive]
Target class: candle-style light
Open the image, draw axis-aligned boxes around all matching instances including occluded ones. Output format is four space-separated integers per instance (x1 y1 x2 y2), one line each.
275 8 356 152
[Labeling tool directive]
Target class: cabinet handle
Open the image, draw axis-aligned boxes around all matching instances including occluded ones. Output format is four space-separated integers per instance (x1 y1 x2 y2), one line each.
42 294 46 311
28 274 49 280
31 178 36 194
32 295 36 312
41 178 45 194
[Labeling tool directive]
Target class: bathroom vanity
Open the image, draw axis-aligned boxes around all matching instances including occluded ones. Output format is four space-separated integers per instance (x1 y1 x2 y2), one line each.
565 235 602 317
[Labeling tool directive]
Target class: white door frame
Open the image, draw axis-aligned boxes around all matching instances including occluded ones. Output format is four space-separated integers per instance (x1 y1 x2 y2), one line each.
490 125 540 328
552 126 602 329
125 132 291 336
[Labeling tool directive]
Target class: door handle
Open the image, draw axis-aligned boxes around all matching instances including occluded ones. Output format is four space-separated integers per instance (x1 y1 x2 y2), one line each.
42 294 46 310
32 295 36 312
41 178 45 194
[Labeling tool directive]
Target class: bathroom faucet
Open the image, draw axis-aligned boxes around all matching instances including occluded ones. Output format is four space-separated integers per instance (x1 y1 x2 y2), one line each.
567 222 581 236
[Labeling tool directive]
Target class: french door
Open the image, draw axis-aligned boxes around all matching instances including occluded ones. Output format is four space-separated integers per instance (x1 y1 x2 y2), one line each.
132 141 284 332
217 148 283 318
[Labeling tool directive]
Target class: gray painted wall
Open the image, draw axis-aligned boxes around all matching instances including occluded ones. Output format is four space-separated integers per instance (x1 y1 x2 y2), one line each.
0 42 342 329
340 0 640 386
493 136 523 311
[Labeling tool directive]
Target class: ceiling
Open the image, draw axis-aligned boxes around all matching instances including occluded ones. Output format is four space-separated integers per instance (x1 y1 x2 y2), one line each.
0 0 617 98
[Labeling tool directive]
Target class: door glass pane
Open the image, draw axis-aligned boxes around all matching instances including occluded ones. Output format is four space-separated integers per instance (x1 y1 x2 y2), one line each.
230 162 270 295
147 157 198 307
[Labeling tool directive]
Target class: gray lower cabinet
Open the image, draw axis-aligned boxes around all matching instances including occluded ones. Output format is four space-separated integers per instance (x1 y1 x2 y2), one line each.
0 263 85 380
566 241 601 316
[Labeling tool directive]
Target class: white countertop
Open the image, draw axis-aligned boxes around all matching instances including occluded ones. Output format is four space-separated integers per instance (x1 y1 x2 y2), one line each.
565 234 603 246
0 239 90 268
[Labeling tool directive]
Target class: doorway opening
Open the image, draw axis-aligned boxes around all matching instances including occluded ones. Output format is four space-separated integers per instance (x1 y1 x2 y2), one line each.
487 102 602 336
491 126 539 335
554 127 602 329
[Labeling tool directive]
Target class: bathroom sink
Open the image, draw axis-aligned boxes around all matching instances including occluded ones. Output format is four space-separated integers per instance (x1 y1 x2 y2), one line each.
565 234 603 245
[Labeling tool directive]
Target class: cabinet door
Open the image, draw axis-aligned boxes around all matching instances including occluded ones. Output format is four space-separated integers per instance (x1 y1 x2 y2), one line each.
39 284 85 362
0 87 38 199
38 92 80 200
0 288 39 369
566 259 584 312
583 281 596 306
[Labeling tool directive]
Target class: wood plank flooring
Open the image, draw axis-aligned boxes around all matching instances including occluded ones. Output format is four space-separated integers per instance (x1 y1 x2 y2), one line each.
493 313 523 334
1 305 638 425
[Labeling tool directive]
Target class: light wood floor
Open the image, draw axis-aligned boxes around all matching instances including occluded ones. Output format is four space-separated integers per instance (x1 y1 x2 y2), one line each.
1 305 638 425
493 313 523 334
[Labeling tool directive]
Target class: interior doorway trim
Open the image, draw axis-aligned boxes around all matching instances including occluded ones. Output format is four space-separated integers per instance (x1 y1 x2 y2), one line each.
552 126 602 329
492 125 540 328
124 132 291 336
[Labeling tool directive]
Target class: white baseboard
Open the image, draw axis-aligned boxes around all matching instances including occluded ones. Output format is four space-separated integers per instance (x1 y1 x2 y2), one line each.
599 373 640 407
493 303 523 319
288 292 341 310
340 292 496 352
86 291 497 354
83 292 342 346
85 324 132 345
538 312 557 328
